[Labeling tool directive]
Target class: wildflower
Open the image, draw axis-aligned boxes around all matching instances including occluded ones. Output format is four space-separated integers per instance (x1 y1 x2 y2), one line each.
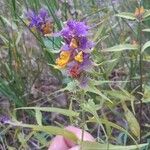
41 22 53 36
26 8 53 36
70 38 79 49
70 64 81 78
134 6 145 19
60 20 93 51
74 51 83 63
56 20 94 84
56 51 70 68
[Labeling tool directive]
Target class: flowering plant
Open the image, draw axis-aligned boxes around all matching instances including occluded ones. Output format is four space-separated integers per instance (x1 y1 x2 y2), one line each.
26 8 53 36
56 20 94 86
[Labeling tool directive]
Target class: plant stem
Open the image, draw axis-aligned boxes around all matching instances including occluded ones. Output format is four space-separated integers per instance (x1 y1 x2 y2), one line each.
81 110 85 150
80 91 85 150
137 2 143 143
139 22 143 144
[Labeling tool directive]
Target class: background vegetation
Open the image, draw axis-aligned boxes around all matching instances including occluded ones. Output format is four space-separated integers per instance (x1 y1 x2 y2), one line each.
0 0 150 149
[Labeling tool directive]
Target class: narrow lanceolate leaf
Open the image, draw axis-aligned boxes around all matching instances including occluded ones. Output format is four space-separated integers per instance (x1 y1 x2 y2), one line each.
102 44 138 52
115 12 136 20
9 122 78 143
0 16 17 30
84 83 112 103
88 118 138 145
35 109 42 125
141 41 150 53
82 141 148 150
142 29 150 32
15 107 79 117
143 10 150 19
122 103 140 138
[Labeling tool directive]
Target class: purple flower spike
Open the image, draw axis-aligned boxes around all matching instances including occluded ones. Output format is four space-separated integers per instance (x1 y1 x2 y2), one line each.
26 8 53 35
56 20 95 88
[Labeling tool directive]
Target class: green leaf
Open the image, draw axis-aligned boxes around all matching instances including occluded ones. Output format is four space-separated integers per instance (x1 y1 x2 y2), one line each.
0 16 17 30
102 44 138 52
59 80 78 92
143 86 150 103
44 37 61 53
141 41 150 53
87 118 138 146
143 10 150 19
17 132 25 145
0 34 9 43
93 23 105 42
34 132 48 146
91 79 128 86
82 141 148 150
83 99 108 139
85 100 138 145
122 102 140 138
84 83 112 103
7 146 16 150
9 122 78 143
15 107 79 117
16 31 23 46
142 28 150 32
35 109 42 125
115 12 136 20
105 89 134 102
0 78 24 107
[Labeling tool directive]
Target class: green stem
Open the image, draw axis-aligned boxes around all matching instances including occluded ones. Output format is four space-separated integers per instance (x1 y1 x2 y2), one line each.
81 110 85 150
137 2 143 143
139 21 143 144
80 91 85 150
129 58 133 91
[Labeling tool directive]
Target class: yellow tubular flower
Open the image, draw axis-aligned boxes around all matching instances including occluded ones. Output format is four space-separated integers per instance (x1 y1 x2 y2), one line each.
134 6 145 17
140 6 145 14
56 51 70 68
41 22 53 36
74 51 83 63
70 38 78 49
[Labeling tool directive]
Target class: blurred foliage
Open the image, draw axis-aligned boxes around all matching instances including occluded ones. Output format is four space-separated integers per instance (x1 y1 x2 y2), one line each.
0 0 150 149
